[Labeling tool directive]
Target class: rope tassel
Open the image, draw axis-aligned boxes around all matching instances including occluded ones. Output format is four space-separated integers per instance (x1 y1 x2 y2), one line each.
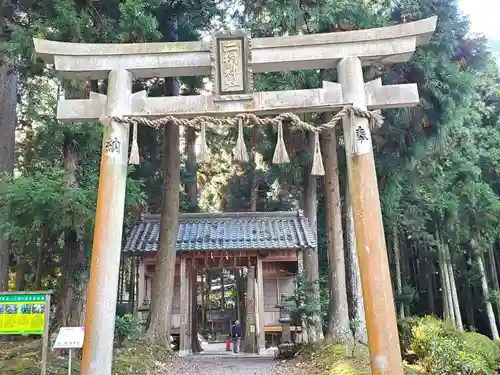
311 132 325 176
128 122 140 165
272 121 290 164
198 121 210 163
233 118 249 162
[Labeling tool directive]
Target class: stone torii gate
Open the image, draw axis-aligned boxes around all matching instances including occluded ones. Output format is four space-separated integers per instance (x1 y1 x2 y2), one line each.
34 16 436 375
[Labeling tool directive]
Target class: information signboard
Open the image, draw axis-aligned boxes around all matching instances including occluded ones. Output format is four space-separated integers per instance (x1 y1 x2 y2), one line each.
0 293 47 334
0 291 52 375
54 327 85 349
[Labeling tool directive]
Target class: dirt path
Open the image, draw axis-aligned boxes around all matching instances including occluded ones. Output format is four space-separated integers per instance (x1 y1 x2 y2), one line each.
161 355 278 375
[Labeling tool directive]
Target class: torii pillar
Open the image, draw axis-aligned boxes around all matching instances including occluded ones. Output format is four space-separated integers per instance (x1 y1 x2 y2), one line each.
338 57 401 374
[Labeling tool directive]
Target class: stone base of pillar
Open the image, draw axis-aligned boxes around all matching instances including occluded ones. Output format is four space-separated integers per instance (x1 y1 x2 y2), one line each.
178 350 191 358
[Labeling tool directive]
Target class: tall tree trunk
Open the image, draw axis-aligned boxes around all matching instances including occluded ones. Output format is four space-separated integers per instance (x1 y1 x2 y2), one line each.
425 254 436 314
0 62 16 291
466 282 476 330
436 229 452 321
393 225 404 320
15 256 27 291
147 84 180 346
185 127 198 212
54 229 77 332
442 244 456 325
53 131 82 333
147 7 181 343
473 236 499 340
244 266 257 353
302 132 324 343
488 243 500 325
34 226 49 289
185 124 202 352
445 244 463 331
345 184 367 344
320 127 351 343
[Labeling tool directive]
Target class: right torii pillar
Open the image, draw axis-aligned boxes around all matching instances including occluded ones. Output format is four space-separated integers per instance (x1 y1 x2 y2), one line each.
338 57 402 374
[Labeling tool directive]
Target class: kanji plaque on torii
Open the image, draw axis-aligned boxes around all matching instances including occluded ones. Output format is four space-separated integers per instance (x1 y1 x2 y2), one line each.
211 31 253 101
34 16 437 375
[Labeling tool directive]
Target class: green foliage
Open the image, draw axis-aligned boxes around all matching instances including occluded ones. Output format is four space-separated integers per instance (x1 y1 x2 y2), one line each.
411 316 500 375
280 273 323 329
396 285 419 307
114 314 141 347
463 332 500 371
398 316 422 355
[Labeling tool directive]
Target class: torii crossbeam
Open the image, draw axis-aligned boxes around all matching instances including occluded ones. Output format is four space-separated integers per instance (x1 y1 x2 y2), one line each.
34 16 437 375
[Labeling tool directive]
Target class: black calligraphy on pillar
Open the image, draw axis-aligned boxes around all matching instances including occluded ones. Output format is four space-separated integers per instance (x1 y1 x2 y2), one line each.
355 126 369 142
105 136 121 154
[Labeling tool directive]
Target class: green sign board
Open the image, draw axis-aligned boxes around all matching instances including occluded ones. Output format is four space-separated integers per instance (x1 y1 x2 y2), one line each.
0 293 48 334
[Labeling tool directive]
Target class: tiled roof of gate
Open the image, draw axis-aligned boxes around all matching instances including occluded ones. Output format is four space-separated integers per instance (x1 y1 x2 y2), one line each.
123 211 315 253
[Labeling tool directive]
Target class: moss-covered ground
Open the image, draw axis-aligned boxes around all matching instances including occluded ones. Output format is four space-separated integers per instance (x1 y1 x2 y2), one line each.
0 338 172 375
274 342 423 375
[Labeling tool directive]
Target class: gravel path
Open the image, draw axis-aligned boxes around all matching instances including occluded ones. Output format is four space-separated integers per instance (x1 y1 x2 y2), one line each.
161 355 278 375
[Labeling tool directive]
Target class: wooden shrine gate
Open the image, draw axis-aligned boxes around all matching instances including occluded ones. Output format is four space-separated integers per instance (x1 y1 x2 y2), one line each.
34 16 437 375
120 211 311 355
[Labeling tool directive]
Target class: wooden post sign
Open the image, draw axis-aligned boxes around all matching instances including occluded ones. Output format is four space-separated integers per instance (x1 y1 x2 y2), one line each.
54 327 86 375
0 291 52 375
33 16 437 375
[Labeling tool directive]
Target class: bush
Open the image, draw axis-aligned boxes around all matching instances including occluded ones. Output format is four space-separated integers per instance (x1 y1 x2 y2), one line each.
463 332 500 371
115 314 140 347
411 316 495 375
398 316 421 355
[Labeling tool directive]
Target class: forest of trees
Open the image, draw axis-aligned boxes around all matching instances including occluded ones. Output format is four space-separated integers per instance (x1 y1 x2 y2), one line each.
1 0 500 373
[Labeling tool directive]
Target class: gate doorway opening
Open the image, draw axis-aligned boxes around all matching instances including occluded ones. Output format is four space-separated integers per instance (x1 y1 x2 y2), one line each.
118 211 313 355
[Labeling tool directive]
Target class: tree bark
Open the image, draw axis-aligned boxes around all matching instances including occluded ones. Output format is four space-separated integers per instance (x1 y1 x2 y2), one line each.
320 127 351 343
436 229 452 321
393 225 404 320
185 126 198 212
473 237 499 340
185 123 202 352
488 243 500 325
445 244 463 331
425 254 436 314
147 108 180 346
15 256 27 291
34 226 48 290
0 64 16 291
442 245 456 325
53 131 82 333
466 282 476 330
54 229 77 332
302 133 324 343
345 184 367 344
243 266 257 353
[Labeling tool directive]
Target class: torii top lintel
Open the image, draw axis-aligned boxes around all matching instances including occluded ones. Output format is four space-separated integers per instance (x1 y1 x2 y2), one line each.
33 17 436 81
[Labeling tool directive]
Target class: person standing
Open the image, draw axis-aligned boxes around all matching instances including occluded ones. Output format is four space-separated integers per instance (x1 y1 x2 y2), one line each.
231 320 242 353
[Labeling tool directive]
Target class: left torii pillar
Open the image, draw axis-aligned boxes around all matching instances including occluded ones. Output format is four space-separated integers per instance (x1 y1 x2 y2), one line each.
81 70 133 375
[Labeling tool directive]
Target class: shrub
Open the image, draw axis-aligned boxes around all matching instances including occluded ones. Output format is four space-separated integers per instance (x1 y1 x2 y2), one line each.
398 316 421 355
411 316 493 375
115 314 140 347
463 332 500 371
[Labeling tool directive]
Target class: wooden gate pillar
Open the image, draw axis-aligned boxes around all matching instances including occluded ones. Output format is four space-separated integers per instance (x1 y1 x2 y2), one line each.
179 255 191 356
81 69 133 375
137 258 146 307
256 256 266 352
338 56 403 375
